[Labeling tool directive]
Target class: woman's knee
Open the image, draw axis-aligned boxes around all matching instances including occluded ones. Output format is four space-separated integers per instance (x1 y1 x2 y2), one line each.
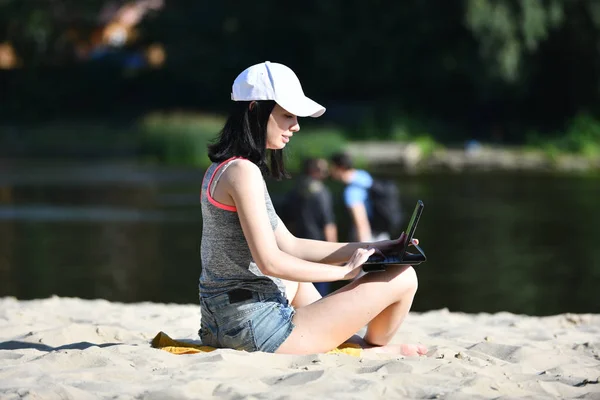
391 265 418 294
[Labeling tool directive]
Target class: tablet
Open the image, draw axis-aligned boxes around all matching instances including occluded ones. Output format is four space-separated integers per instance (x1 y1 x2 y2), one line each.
362 200 427 272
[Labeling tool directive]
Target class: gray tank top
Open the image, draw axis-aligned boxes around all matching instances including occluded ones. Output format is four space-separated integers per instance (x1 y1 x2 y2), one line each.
199 157 286 296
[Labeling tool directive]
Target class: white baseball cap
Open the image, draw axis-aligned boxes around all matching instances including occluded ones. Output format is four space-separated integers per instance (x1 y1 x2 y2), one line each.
231 61 326 118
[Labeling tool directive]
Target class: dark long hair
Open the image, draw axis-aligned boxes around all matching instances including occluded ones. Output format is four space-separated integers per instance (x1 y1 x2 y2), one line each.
207 100 289 180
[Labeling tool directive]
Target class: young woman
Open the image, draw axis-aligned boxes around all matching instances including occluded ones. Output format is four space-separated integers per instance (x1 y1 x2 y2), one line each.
199 61 427 356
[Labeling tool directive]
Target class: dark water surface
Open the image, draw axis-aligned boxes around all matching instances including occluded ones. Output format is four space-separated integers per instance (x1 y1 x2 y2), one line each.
1 161 598 315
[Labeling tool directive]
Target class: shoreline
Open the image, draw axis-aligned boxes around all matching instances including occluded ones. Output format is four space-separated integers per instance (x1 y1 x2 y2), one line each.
346 142 600 174
2 133 599 174
1 296 598 399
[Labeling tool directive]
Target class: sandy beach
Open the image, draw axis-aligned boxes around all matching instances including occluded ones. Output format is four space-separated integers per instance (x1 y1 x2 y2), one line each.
0 296 598 399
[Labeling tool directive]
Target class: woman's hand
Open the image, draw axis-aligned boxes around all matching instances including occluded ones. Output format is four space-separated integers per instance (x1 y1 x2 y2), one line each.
373 232 419 255
342 247 376 280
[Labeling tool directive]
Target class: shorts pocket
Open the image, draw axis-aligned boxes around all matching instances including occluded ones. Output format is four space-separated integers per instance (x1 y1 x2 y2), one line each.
199 313 218 347
199 325 217 347
219 319 257 352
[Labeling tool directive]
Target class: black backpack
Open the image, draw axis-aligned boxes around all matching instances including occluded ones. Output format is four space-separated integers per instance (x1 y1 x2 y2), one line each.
368 179 403 235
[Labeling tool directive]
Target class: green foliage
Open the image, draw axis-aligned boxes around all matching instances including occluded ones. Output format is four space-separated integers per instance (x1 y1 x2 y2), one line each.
413 135 441 158
563 114 600 157
137 113 225 168
465 0 564 82
3 0 600 151
136 114 349 173
525 132 559 161
0 122 137 156
390 118 441 157
390 117 433 141
526 113 600 158
283 128 348 172
0 0 107 62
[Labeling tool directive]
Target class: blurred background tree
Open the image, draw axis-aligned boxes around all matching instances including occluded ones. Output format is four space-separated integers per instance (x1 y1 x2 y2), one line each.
1 0 600 147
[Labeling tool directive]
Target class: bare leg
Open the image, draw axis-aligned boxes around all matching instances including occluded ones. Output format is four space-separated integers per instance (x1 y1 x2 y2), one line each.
363 269 417 346
281 279 299 304
281 280 322 307
276 265 425 355
352 266 427 356
290 282 323 307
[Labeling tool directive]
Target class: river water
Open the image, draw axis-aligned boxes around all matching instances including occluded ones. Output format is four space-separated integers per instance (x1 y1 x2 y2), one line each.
0 161 598 315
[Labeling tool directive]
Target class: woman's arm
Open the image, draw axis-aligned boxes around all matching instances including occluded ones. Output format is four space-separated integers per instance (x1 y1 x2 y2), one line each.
224 160 358 282
275 215 408 264
275 221 370 264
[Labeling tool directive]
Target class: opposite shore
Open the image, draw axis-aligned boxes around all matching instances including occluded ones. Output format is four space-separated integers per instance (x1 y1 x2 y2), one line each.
2 121 599 174
346 142 600 175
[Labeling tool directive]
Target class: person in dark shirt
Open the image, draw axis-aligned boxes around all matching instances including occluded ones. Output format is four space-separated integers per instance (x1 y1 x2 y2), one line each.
290 158 337 241
284 158 337 295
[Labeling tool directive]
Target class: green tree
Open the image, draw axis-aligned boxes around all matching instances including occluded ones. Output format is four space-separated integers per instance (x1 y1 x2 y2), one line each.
466 0 564 82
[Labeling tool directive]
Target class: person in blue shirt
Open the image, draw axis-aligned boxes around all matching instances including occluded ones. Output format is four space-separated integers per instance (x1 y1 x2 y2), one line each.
329 152 391 243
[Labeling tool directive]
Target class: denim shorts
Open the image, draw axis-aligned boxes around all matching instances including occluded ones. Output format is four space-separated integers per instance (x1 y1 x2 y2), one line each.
199 290 295 353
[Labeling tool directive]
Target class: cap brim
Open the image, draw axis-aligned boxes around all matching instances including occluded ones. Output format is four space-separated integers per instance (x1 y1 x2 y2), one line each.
276 96 326 118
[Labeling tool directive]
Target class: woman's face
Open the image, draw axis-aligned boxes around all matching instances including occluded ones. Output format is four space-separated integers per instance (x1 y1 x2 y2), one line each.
266 104 300 150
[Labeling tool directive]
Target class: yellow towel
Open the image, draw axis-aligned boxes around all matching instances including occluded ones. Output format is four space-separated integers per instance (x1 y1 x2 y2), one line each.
151 331 362 357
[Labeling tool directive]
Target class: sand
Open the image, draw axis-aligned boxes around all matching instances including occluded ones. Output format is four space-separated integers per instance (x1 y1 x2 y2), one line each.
0 296 598 400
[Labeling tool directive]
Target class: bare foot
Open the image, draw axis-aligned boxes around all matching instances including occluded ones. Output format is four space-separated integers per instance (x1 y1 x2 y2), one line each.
346 335 428 356
363 343 428 356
